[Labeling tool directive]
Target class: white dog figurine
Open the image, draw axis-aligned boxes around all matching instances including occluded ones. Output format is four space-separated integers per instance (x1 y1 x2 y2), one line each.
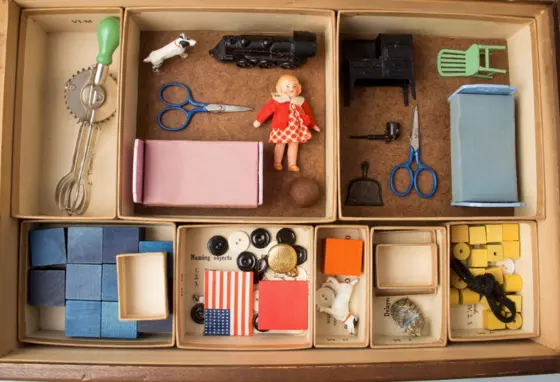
318 277 359 335
143 33 197 72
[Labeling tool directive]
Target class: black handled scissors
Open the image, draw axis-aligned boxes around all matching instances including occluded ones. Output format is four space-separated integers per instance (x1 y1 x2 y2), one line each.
157 82 253 131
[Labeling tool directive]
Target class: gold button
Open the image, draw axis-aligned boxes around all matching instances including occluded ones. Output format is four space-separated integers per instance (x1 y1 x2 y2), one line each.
267 244 297 274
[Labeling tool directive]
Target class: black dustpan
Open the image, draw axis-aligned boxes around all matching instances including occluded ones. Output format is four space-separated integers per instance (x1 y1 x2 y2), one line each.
345 161 384 206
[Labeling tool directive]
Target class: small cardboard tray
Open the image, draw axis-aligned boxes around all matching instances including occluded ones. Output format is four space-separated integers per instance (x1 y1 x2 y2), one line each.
375 243 437 290
314 225 369 348
117 252 169 321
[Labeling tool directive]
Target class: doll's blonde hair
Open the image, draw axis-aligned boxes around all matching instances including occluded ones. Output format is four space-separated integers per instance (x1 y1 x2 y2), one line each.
276 75 302 95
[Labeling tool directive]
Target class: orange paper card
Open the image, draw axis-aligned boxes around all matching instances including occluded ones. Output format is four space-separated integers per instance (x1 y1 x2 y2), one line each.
324 238 363 276
258 281 308 331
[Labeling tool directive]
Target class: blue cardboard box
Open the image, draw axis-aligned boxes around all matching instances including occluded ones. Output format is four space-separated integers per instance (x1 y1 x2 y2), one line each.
66 264 102 301
29 228 66 267
65 300 101 338
101 264 118 301
67 227 103 264
102 227 141 264
28 270 65 306
101 301 138 339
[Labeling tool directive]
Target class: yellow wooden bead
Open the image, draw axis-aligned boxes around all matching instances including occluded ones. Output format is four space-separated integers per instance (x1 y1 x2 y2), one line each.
483 310 506 330
506 313 523 330
487 244 504 262
453 243 471 261
469 268 485 277
469 226 487 245
486 267 504 284
503 241 520 259
507 294 522 313
503 274 523 292
450 288 460 305
460 289 480 305
467 248 488 268
451 225 469 243
451 270 467 289
502 224 520 241
485 225 503 243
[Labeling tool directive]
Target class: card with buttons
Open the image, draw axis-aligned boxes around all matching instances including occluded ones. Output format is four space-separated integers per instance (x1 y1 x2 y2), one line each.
370 227 448 349
177 225 314 350
447 221 538 342
314 226 370 348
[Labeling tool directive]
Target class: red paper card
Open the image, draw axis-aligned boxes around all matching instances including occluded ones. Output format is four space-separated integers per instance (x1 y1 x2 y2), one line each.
258 280 308 331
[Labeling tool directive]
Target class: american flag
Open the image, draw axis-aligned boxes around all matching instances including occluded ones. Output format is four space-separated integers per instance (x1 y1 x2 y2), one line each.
204 270 254 336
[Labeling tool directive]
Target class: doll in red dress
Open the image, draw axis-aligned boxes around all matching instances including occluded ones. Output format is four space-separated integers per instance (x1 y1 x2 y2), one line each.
253 75 320 172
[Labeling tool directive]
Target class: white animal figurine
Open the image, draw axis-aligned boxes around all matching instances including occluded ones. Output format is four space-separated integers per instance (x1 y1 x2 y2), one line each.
143 33 197 72
317 277 359 335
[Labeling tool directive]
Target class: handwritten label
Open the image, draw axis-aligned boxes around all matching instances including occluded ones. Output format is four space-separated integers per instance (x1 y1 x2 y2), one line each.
384 298 391 317
72 19 93 23
191 254 232 262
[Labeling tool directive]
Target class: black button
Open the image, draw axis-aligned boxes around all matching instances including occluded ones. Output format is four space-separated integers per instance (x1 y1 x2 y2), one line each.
276 228 296 245
237 251 257 272
293 245 308 265
253 314 268 332
191 303 205 324
207 235 228 256
250 228 271 249
253 257 268 284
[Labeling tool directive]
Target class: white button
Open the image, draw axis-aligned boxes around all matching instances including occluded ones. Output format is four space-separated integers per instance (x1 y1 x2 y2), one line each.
228 231 250 253
496 258 515 275
316 286 336 308
262 266 308 281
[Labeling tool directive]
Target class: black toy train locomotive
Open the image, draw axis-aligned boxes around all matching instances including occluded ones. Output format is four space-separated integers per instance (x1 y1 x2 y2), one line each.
209 31 317 69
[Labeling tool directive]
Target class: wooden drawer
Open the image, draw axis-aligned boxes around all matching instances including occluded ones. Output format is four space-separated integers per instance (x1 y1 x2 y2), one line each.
0 0 559 381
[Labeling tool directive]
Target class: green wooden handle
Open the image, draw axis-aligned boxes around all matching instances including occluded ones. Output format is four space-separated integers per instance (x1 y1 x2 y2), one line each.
96 17 120 66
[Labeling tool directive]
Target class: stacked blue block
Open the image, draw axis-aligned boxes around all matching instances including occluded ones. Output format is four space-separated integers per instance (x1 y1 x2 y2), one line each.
138 315 173 334
65 300 101 338
66 264 102 301
101 301 138 339
102 227 141 264
29 228 66 267
28 270 65 306
102 264 118 301
67 227 103 264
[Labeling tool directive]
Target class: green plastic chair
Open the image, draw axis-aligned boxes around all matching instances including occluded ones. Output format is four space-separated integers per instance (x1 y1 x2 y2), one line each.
437 44 507 78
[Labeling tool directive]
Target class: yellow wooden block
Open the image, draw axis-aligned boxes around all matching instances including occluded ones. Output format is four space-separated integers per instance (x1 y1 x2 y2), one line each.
485 225 503 243
507 294 522 313
487 244 504 262
486 267 504 284
451 270 467 289
469 226 487 245
506 313 523 330
451 225 469 243
503 241 520 259
503 274 523 292
483 310 506 330
469 268 486 277
460 289 480 305
480 296 490 309
502 224 520 241
450 288 460 305
453 243 470 261
467 248 488 268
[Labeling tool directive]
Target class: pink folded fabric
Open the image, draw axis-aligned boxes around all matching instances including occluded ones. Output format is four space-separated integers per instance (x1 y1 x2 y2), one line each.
133 139 263 208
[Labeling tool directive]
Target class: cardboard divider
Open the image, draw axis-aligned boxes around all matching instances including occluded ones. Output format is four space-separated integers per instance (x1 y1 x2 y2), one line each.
12 9 122 219
370 227 447 348
446 221 539 342
18 221 176 348
117 252 169 321
375 244 437 290
337 12 543 220
177 224 314 350
118 8 337 223
314 225 369 348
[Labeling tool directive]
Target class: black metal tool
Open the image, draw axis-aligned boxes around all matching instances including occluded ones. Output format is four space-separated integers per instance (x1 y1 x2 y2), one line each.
350 122 400 143
345 161 384 206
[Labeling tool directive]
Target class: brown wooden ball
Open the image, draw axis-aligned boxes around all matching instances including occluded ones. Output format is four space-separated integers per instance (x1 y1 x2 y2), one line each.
289 177 320 208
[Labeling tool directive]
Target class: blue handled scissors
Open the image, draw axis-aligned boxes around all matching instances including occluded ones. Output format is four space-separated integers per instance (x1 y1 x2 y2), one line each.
389 104 438 198
157 82 253 131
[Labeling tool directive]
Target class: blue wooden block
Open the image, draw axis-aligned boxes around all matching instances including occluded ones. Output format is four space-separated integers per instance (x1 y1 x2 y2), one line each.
138 315 173 333
67 227 103 264
139 241 173 279
65 300 101 338
102 264 118 301
29 228 66 267
66 264 102 301
101 301 138 339
28 270 65 306
102 227 141 264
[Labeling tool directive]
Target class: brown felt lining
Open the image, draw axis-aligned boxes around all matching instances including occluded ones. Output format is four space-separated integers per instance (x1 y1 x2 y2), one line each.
340 35 514 218
134 31 326 218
